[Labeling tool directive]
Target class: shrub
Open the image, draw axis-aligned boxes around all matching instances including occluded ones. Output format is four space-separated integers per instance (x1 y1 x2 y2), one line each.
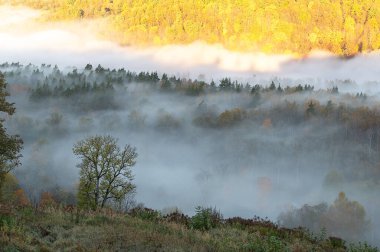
39 192 58 209
190 206 223 231
0 214 15 228
130 206 161 221
349 242 378 252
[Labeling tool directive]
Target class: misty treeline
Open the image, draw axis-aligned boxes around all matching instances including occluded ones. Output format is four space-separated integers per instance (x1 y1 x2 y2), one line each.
279 192 369 242
3 62 379 149
1 62 380 243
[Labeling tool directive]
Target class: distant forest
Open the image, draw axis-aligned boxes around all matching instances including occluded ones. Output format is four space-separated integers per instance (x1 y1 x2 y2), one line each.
2 62 380 165
3 0 380 56
1 62 376 135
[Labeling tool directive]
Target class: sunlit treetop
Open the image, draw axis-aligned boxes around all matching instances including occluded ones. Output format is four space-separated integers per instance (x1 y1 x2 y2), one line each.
3 0 380 56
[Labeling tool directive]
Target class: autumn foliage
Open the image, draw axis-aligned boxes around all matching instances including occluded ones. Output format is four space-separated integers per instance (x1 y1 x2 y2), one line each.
5 0 380 56
39 191 58 209
13 189 30 207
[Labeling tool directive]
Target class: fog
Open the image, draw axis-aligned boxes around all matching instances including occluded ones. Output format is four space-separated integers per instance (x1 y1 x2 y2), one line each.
2 64 379 245
1 4 380 247
1 5 380 87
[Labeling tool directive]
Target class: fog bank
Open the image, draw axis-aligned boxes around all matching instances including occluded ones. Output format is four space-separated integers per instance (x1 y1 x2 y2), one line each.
1 5 380 86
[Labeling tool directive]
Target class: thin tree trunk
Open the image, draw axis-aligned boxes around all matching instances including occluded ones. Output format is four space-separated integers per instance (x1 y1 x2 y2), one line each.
94 177 100 209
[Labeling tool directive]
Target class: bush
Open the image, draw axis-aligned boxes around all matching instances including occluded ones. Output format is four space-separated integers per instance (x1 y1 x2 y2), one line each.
130 206 161 222
349 242 378 252
190 206 223 231
0 214 15 228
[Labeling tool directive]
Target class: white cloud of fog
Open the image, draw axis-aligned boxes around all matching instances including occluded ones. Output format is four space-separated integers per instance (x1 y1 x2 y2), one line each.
0 5 39 27
145 42 291 72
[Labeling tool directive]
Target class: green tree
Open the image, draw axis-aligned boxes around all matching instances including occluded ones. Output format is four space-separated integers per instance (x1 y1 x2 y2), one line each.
306 101 317 117
84 63 93 71
190 206 223 231
219 78 233 91
269 81 276 91
160 74 171 91
0 73 23 201
73 135 137 210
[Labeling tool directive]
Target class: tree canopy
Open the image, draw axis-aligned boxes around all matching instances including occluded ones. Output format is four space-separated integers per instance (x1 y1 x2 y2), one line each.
0 73 23 200
73 135 137 210
6 0 380 56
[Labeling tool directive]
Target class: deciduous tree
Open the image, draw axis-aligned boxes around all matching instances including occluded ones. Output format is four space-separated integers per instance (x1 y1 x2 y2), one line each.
73 135 137 210
0 73 23 201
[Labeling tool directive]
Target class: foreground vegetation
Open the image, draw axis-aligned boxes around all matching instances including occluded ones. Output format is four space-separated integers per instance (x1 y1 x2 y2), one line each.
0 204 377 252
0 170 377 251
2 0 380 56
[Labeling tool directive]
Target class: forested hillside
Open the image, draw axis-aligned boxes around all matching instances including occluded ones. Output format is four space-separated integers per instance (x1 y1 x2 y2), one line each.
3 0 380 56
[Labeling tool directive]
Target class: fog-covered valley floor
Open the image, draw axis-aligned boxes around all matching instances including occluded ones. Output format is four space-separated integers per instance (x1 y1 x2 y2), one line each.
1 62 379 246
1 4 380 247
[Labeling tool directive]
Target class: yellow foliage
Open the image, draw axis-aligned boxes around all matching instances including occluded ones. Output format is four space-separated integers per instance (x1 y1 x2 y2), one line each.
5 0 380 56
309 33 318 44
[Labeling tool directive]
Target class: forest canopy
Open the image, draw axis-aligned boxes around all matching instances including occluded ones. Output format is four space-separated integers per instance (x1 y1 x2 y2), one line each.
3 0 380 56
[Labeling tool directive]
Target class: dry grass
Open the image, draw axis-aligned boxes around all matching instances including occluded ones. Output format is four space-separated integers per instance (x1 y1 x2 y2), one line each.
0 206 377 252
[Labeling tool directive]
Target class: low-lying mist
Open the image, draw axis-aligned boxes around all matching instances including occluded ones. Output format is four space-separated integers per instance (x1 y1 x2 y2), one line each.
1 63 380 246
2 5 380 87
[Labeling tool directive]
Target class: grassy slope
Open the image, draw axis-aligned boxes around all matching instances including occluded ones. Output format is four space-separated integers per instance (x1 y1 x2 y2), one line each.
0 206 377 252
